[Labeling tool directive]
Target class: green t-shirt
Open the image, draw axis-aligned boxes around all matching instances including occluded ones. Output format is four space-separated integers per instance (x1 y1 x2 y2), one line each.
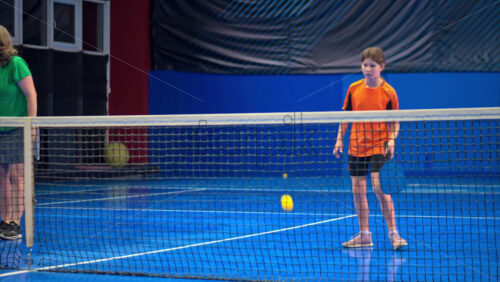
0 56 31 118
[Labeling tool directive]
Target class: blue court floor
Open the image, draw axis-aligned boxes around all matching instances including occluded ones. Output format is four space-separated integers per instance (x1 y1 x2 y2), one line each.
0 176 499 281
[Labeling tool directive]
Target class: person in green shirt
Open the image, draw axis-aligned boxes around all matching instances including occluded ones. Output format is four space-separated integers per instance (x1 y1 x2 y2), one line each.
0 25 37 240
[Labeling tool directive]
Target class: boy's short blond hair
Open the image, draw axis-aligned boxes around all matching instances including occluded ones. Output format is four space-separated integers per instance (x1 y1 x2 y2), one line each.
361 47 385 65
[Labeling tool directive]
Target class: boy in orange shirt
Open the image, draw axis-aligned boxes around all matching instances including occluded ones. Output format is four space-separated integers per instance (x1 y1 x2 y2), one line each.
333 47 407 250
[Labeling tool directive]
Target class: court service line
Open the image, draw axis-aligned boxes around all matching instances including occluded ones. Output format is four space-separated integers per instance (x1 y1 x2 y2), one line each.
34 184 500 199
408 183 500 188
159 185 500 194
0 214 357 278
36 188 208 206
37 184 200 196
403 189 500 195
37 186 133 196
233 185 500 194
36 206 352 217
34 206 500 221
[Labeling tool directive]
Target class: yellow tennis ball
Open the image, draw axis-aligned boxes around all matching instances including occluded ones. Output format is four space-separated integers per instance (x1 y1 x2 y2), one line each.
281 194 294 212
282 173 288 179
105 142 130 168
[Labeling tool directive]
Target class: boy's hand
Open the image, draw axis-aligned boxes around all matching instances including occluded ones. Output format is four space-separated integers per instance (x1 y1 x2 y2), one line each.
333 141 343 159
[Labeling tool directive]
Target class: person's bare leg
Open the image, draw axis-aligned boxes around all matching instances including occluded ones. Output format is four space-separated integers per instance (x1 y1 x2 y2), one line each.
9 163 24 224
371 172 396 230
353 176 370 232
343 176 372 248
0 164 13 222
372 172 407 250
0 164 24 239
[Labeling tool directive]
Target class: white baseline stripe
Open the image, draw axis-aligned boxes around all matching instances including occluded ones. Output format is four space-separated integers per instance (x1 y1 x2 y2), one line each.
36 206 351 217
37 186 127 196
35 186 500 208
35 207 500 221
0 214 356 277
403 189 500 195
408 183 500 188
34 183 500 200
37 185 203 196
36 188 207 206
34 183 499 208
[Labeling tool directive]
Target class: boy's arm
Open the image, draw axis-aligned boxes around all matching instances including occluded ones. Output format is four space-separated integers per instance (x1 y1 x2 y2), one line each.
333 122 349 158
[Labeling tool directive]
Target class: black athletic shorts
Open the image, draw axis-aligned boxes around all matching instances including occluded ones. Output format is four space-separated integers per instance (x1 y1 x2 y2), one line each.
348 154 386 176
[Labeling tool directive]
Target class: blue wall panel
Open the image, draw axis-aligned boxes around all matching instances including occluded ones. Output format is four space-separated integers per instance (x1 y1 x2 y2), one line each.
149 71 344 114
151 71 499 114
149 71 499 178
386 72 500 109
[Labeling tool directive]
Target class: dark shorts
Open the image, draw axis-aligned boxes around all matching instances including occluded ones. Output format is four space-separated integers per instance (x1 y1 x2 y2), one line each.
348 154 386 176
0 128 23 164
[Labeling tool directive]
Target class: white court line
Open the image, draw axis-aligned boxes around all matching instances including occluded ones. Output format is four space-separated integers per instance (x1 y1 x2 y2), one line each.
36 206 341 217
37 186 131 196
396 214 499 221
405 184 500 194
35 186 500 208
36 188 207 206
34 184 500 204
402 188 500 195
0 214 357 278
36 184 200 196
408 183 500 188
34 206 500 221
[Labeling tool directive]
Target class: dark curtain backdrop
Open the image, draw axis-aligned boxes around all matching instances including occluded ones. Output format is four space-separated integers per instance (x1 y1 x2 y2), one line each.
152 0 499 74
18 47 108 116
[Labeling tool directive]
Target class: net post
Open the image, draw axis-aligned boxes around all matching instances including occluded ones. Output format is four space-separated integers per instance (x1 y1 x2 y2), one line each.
23 117 34 249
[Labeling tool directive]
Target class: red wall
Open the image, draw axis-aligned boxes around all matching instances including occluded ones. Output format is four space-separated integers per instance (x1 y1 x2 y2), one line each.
109 1 150 163
109 0 150 115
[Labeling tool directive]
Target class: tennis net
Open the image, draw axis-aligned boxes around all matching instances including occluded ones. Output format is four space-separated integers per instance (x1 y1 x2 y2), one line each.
0 107 499 280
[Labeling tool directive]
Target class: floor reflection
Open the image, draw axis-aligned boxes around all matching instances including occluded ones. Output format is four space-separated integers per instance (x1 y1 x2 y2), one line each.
344 247 407 281
0 239 23 270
